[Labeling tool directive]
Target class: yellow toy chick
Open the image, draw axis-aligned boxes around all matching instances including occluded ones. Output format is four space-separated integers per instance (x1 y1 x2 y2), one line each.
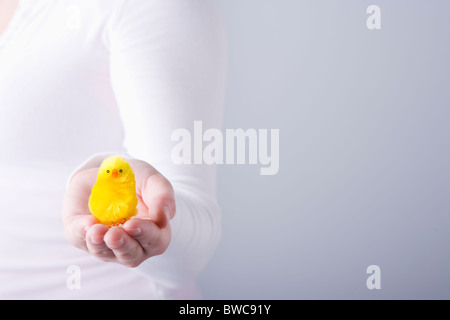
88 156 138 226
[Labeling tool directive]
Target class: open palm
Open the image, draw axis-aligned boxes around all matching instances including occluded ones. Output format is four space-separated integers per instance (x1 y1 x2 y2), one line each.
62 158 175 268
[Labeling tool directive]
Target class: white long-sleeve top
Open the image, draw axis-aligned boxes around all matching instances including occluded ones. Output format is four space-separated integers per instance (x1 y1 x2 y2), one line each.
0 0 226 299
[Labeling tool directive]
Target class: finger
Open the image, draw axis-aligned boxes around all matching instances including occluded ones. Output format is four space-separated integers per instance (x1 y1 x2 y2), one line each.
123 218 168 256
141 173 175 227
64 214 98 251
86 224 115 262
104 227 144 268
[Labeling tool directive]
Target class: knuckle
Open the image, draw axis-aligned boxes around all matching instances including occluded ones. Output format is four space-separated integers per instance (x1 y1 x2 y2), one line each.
116 250 134 261
91 248 113 260
116 245 141 263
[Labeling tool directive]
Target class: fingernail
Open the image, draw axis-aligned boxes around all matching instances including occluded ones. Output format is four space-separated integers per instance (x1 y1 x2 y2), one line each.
90 235 104 245
107 237 124 249
126 228 142 237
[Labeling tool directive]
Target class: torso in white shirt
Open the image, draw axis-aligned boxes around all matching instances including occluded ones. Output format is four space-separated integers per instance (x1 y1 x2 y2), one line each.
0 0 225 299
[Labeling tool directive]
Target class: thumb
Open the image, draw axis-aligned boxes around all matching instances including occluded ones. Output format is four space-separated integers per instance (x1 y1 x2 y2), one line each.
140 173 175 227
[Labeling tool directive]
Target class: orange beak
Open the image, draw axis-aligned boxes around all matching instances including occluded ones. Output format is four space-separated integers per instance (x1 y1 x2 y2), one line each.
111 169 118 178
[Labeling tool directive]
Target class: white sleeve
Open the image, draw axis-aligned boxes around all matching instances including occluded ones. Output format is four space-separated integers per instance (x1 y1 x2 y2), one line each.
105 0 227 288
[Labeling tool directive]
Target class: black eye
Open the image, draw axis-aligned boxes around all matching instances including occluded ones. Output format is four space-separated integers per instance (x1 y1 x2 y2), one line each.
106 170 110 173
119 169 123 173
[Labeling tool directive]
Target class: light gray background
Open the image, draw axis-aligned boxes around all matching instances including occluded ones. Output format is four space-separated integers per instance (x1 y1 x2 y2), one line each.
197 0 450 299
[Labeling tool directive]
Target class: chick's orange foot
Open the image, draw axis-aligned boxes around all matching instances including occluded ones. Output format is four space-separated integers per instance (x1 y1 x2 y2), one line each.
107 218 128 228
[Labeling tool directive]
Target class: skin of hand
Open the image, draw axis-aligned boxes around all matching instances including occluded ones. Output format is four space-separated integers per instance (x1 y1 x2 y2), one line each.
0 0 20 35
62 159 175 268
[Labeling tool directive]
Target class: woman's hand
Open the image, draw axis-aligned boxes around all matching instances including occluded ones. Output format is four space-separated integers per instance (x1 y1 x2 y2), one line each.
62 158 175 268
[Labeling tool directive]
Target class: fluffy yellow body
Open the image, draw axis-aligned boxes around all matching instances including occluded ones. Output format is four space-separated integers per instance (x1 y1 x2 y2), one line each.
88 156 138 225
